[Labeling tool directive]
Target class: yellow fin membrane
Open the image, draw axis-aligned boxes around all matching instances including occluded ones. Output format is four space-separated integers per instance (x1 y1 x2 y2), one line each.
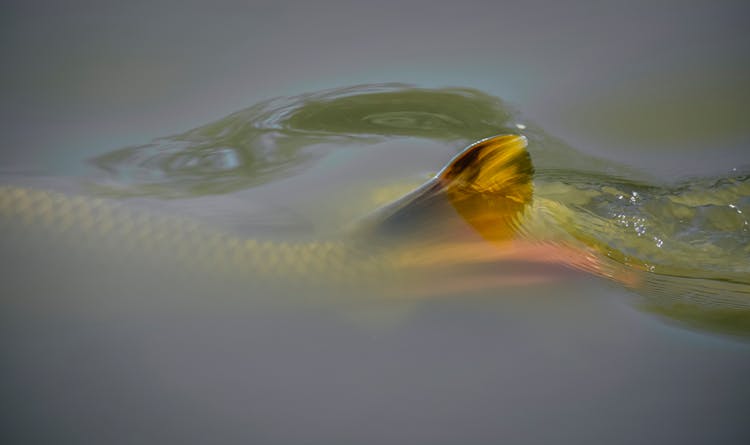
438 134 534 242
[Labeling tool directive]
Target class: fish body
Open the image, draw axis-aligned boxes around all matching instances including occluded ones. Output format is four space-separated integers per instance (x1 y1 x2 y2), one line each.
0 136 588 304
2 84 749 336
2 136 748 310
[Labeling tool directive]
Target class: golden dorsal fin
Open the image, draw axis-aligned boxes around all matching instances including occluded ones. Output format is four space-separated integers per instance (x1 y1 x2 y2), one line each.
438 134 534 242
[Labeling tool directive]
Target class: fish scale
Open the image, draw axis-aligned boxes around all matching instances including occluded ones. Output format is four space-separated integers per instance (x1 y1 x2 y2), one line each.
0 185 392 291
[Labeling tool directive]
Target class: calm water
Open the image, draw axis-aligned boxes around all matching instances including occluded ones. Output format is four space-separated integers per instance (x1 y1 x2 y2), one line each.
2 2 750 444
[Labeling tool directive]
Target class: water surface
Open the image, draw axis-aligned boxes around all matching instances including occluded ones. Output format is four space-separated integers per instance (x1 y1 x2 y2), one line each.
2 2 750 444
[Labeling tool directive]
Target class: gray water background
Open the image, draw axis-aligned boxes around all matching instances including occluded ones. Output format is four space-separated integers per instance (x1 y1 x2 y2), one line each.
1 1 749 444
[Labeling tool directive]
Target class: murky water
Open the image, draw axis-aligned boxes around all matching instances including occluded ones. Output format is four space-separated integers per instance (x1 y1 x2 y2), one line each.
2 2 750 444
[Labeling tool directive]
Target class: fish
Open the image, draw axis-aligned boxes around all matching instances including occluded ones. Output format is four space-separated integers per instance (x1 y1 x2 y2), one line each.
2 134 749 336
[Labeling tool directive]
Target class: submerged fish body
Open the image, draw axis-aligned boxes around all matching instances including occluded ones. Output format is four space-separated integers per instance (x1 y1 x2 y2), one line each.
0 136 585 294
2 86 749 336
2 135 749 334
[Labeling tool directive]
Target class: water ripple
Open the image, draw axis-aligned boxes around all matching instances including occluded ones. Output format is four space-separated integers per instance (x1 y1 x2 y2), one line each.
90 84 525 197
